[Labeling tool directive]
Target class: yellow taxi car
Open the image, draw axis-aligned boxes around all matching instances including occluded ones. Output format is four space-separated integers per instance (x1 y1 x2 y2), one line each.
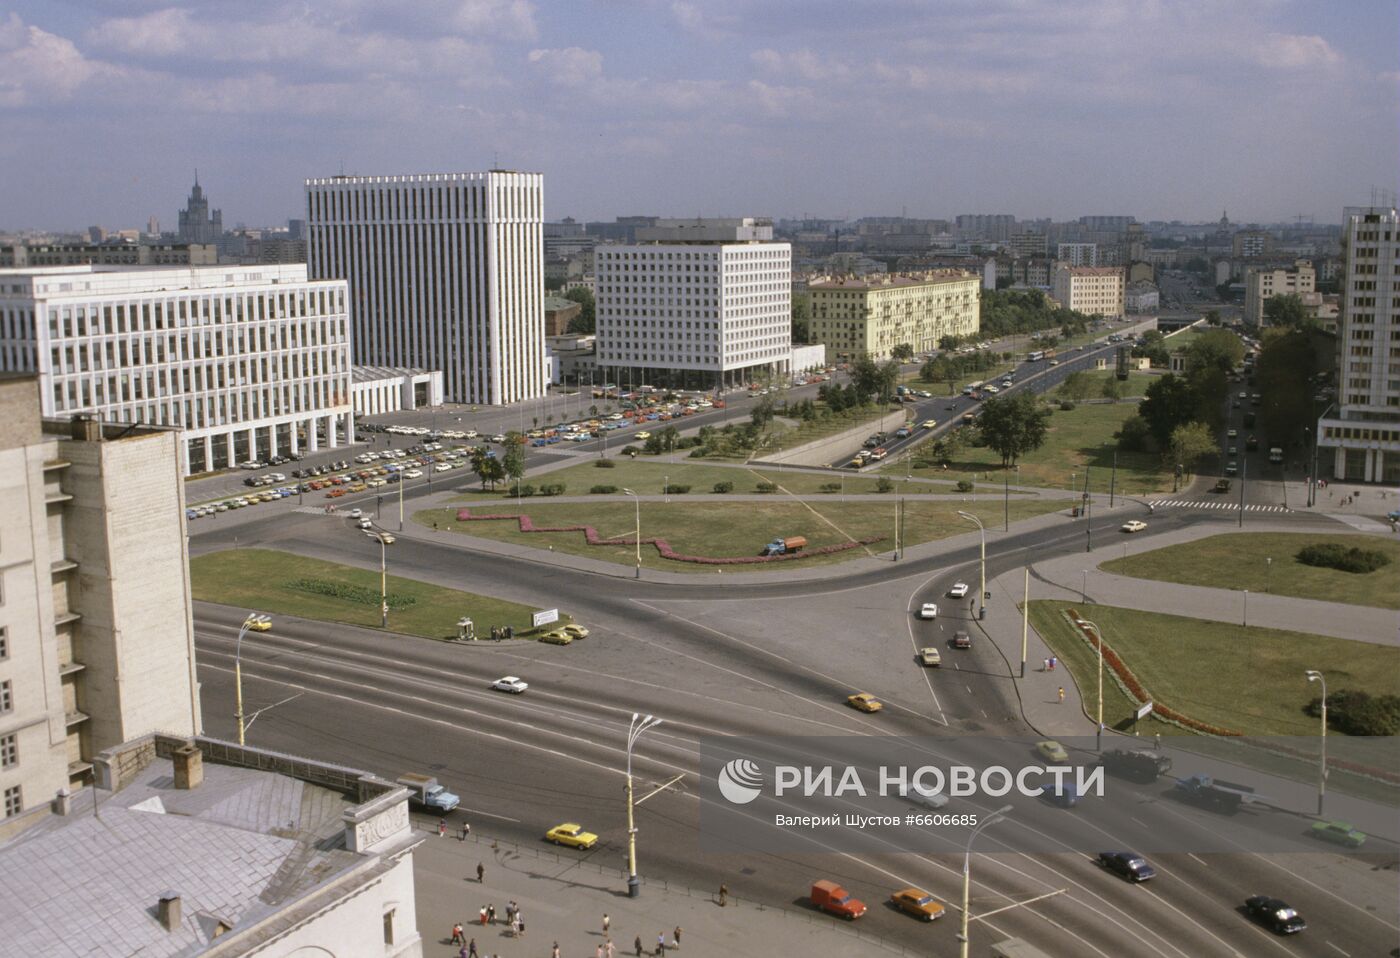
539 629 574 645
847 693 883 713
545 823 598 849
245 614 272 633
635 431 652 440
920 419 938 429
890 888 946 921
562 623 590 640
1036 740 1069 763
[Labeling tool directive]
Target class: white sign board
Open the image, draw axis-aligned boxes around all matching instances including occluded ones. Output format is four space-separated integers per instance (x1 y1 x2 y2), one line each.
532 608 560 628
1136 701 1154 720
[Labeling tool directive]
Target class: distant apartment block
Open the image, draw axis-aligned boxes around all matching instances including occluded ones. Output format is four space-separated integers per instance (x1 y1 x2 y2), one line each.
1245 259 1316 325
1008 231 1048 258
0 264 353 474
1125 282 1160 313
0 243 217 268
1317 206 1399 483
1232 230 1275 259
595 218 791 390
1056 243 1098 267
0 378 200 813
955 214 1016 241
808 270 981 362
1053 265 1125 317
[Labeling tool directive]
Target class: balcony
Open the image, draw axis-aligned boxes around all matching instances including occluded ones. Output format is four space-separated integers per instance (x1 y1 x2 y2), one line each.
53 611 82 628
51 558 78 575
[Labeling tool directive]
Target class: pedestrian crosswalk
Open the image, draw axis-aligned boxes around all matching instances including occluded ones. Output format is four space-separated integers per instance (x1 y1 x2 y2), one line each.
1153 499 1290 513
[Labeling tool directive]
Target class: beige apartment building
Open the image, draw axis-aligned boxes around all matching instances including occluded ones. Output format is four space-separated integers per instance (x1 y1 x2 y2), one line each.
1244 259 1316 326
1052 265 1125 318
0 376 199 833
808 270 981 362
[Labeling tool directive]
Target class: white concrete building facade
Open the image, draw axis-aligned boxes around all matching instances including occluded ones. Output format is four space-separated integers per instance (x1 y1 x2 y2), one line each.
0 264 353 475
351 366 444 417
1317 206 1399 484
1053 265 1125 318
1244 259 1316 326
595 220 792 390
306 171 546 406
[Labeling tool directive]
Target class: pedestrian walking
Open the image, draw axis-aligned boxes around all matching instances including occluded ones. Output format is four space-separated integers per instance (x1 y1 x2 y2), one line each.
458 947 467 958
451 922 465 945
1154 732 1162 750
595 945 604 958
635 936 644 957
460 822 470 841
486 903 495 925
718 883 728 906
606 940 615 958
1042 658 1049 672
478 906 487 926
551 944 560 958
1049 656 1057 671
476 862 485 883
656 933 666 955
1058 686 1065 703
467 940 478 958
673 927 681 948
603 913 611 935
439 818 447 838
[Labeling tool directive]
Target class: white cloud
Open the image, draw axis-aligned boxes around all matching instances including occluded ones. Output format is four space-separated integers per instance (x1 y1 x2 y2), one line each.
1254 33 1342 70
527 46 603 87
751 48 850 82
452 0 537 41
0 13 118 106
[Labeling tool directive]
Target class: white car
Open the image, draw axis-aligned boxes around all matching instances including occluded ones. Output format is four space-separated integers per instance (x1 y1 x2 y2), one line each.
948 583 970 598
404 469 423 479
356 518 373 530
349 507 362 518
1121 520 1147 533
434 463 452 472
491 676 528 694
898 784 950 809
919 603 939 620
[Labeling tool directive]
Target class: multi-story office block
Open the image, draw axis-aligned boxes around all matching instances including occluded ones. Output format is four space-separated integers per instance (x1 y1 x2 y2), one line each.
595 219 791 390
808 271 980 362
0 376 199 822
1244 259 1316 326
1232 230 1275 259
0 243 217 268
0 264 353 475
1052 265 1125 318
1056 243 1098 267
306 170 546 405
1317 206 1399 483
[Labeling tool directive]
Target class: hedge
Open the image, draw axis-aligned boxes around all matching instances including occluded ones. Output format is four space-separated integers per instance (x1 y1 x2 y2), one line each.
595 459 616 469
756 481 778 493
539 483 566 496
590 485 618 495
288 578 417 611
1297 543 1391 574
712 481 735 494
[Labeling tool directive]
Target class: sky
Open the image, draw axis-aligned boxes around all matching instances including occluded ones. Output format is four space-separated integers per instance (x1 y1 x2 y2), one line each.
2 0 1397 232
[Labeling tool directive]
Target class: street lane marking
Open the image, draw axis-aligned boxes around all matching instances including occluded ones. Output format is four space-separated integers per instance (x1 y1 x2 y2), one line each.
1188 853 1208 867
1324 942 1350 956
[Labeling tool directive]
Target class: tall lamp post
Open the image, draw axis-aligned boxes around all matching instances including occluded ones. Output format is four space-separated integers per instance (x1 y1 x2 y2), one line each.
234 611 268 747
957 511 986 620
1305 670 1327 816
622 488 641 579
366 530 393 628
625 712 663 898
1082 619 1106 751
958 805 1013 958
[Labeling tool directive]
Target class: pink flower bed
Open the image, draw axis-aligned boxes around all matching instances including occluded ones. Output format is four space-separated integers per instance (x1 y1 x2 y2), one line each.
453 507 885 564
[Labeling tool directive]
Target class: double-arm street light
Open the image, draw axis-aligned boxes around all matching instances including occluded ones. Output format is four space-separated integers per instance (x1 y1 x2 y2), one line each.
234 611 270 747
625 712 664 898
957 511 986 620
622 488 641 578
1305 670 1327 816
958 805 1013 958
365 529 393 628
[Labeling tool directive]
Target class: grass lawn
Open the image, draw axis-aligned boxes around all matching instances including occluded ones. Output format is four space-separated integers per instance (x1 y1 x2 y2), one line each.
421 497 1065 573
1027 600 1400 736
1100 532 1400 610
1051 369 1158 400
190 548 555 640
886 401 1176 494
762 405 895 453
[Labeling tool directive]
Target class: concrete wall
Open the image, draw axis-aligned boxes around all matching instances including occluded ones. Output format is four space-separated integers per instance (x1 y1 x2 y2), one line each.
757 409 909 467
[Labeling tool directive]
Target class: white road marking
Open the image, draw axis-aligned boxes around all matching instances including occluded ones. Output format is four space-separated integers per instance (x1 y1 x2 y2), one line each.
1324 942 1350 956
1188 853 1209 867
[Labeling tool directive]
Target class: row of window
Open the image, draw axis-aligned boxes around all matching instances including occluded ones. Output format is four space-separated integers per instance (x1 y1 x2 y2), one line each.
308 177 541 226
21 288 347 340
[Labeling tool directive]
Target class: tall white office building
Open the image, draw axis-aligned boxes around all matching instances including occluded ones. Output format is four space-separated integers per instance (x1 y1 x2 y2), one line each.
305 170 546 405
1317 206 1399 483
595 218 792 391
0 264 353 475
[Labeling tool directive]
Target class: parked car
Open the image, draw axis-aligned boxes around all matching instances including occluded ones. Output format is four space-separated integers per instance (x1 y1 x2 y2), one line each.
539 630 574 645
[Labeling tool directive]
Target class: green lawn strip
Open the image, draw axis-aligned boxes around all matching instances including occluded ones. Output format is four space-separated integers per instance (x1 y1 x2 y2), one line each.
1027 601 1400 737
421 498 1065 573
190 548 558 640
1100 533 1400 611
1050 369 1157 399
762 405 898 453
885 401 1174 494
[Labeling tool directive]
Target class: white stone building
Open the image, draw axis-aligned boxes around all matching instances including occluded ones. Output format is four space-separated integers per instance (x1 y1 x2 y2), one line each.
1244 259 1316 326
351 366 444 417
0 377 200 816
1052 265 1125 318
306 171 546 406
595 219 792 390
0 264 353 475
1317 206 1399 483
1056 242 1098 267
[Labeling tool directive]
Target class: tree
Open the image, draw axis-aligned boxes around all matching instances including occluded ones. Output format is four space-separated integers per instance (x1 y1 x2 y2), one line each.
1183 329 1244 378
750 395 776 429
1138 374 1197 449
876 359 901 403
921 355 958 395
1101 376 1125 402
1262 293 1311 330
1116 413 1153 453
891 343 915 362
976 393 1052 467
1058 370 1094 401
1168 421 1215 472
470 447 506 490
791 293 811 344
564 287 596 333
501 432 526 486
1256 327 1317 446
850 355 881 404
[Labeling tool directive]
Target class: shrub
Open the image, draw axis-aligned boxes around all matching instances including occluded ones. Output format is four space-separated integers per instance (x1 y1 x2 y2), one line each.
594 459 616 468
288 578 417 611
756 481 778 493
688 448 708 458
590 484 618 494
621 446 641 456
956 479 975 493
1306 690 1400 736
1297 543 1391 574
875 477 895 493
539 483 566 497
1059 400 1077 411
712 481 735 494
667 484 691 494
819 482 842 493
516 484 535 497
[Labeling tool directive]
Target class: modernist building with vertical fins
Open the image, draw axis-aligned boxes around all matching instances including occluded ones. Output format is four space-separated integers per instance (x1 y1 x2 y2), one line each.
0 264 353 475
305 170 546 405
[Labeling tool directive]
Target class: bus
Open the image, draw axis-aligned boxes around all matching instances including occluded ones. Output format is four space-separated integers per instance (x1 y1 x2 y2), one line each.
1026 350 1045 363
962 381 983 395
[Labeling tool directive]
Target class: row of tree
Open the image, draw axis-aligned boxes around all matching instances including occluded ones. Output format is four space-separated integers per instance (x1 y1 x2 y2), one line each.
1118 328 1245 469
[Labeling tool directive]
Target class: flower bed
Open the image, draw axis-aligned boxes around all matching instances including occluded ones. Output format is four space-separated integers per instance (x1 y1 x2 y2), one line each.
453 507 884 564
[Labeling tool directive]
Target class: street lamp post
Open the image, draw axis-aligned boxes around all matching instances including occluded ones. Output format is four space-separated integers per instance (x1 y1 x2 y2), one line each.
625 712 663 898
1305 670 1327 816
366 530 392 628
1083 619 1106 751
957 511 986 620
958 805 1013 958
1265 557 1272 593
234 611 267 747
622 488 641 579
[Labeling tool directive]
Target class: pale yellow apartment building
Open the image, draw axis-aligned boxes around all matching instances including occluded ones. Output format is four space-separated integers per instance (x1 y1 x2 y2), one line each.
807 270 980 362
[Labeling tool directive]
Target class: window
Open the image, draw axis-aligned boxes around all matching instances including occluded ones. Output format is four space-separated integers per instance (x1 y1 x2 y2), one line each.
0 734 14 768
0 680 9 713
383 909 396 945
0 627 6 660
3 786 19 818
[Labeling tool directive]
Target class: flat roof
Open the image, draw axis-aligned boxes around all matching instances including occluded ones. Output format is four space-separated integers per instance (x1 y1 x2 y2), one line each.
808 270 976 291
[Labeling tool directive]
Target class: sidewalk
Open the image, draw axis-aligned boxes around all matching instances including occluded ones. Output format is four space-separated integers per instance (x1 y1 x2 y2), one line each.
413 823 915 958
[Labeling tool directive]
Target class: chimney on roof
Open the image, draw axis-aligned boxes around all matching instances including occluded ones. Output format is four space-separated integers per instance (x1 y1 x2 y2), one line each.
157 893 182 932
71 415 102 442
172 744 203 790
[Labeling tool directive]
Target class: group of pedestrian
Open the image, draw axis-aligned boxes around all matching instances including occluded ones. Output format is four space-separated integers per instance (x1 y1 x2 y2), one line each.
1042 656 1058 672
449 923 477 957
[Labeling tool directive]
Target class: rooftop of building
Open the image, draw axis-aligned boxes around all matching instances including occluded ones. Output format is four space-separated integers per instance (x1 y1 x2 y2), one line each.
305 170 542 186
0 263 325 296
544 295 582 311
807 269 977 291
0 734 412 958
1055 265 1123 276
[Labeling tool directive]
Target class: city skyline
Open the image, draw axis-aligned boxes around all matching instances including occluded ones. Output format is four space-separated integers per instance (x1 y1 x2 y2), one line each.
2 1 1396 230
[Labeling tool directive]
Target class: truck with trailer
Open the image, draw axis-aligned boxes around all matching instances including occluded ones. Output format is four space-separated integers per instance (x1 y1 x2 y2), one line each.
1173 773 1255 812
1100 748 1172 783
397 773 460 813
762 536 808 556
